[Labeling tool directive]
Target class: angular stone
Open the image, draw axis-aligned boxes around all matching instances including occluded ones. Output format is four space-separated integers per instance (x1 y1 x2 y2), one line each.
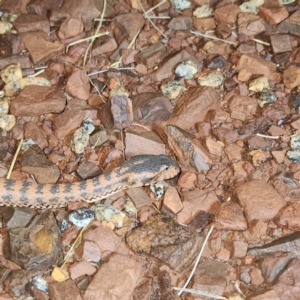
24 122 48 149
167 16 193 30
235 180 286 222
14 14 50 33
91 36 118 56
125 129 166 156
110 13 145 44
259 2 288 25
277 202 300 231
231 241 248 259
238 13 266 36
132 92 172 125
126 215 203 272
49 279 82 300
283 66 300 89
193 17 216 32
69 261 97 280
167 86 219 130
58 16 84 39
22 145 60 184
111 95 133 130
66 68 90 101
214 4 240 24
270 34 292 54
236 54 277 80
84 253 143 300
10 86 66 116
277 9 300 36
215 202 247 231
5 211 63 270
53 109 85 139
228 95 258 121
21 31 64 64
136 41 166 69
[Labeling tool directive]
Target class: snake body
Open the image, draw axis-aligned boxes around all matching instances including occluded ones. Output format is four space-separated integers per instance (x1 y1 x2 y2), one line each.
0 155 180 208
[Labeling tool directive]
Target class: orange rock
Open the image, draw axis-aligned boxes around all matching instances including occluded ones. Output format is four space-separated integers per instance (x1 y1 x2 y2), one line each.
214 4 240 24
259 2 288 25
65 68 90 101
69 261 97 280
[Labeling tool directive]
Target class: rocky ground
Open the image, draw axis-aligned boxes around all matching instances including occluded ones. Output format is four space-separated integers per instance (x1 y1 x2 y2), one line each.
0 0 300 299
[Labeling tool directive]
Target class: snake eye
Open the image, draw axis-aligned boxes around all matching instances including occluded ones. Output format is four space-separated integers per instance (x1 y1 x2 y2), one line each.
164 166 169 171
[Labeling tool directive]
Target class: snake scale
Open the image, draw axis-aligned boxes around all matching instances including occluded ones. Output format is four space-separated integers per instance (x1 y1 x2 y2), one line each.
0 155 180 208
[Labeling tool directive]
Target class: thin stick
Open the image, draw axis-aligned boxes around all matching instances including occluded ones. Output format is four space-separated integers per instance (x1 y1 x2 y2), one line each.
190 30 238 45
173 287 228 299
177 224 215 296
6 138 23 179
256 133 279 139
144 0 167 13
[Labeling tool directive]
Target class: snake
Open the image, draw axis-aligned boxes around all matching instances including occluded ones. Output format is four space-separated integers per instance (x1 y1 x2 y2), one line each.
0 155 180 208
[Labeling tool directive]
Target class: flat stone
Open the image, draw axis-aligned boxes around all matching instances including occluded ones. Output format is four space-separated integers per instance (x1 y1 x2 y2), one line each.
277 202 300 231
24 122 48 149
49 279 82 300
132 92 172 125
125 187 152 210
228 95 258 121
192 259 227 296
167 86 219 130
10 86 66 116
66 68 90 101
238 13 266 36
236 54 278 80
111 95 133 130
22 145 60 184
91 36 118 56
270 34 292 54
53 109 85 140
84 253 143 300
283 66 300 89
58 16 84 39
110 13 145 44
215 201 247 231
231 241 248 259
126 215 203 272
21 31 64 64
259 2 288 25
214 4 240 23
136 41 166 69
167 16 193 30
162 187 183 214
249 289 281 300
0 0 29 13
14 13 50 33
69 261 97 280
193 17 216 32
235 180 286 222
277 9 300 36
5 211 63 270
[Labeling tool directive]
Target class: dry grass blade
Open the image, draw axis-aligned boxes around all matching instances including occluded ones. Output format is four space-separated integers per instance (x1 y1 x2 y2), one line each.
256 133 279 139
190 30 238 45
177 224 215 296
6 138 23 179
252 38 270 46
83 0 107 67
173 287 228 299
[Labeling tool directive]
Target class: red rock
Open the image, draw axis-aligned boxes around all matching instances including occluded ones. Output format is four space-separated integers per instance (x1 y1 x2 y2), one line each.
126 187 152 210
10 86 66 116
58 16 84 39
259 2 288 25
193 18 216 32
21 31 64 64
228 95 258 121
277 202 300 231
49 279 82 300
167 16 193 30
84 253 143 300
65 68 90 101
163 187 183 214
235 180 286 222
176 190 220 224
24 122 48 149
249 290 280 300
231 241 248 259
277 9 300 37
238 13 266 36
206 138 224 156
270 34 292 54
111 95 133 130
215 201 248 231
14 14 50 33
54 109 85 139
273 258 300 299
225 144 243 161
81 240 101 262
153 49 191 82
178 172 196 189
283 66 300 89
249 268 264 285
167 87 219 130
214 4 240 24
110 13 145 44
69 261 97 280
0 0 29 13
236 54 277 80
216 248 231 261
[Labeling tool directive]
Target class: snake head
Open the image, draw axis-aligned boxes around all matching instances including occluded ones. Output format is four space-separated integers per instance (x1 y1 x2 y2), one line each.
125 155 181 186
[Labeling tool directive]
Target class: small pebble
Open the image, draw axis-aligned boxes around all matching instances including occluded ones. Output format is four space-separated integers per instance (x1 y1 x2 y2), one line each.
124 201 137 216
83 119 95 134
249 77 269 92
240 272 251 284
198 72 224 87
161 81 186 99
193 4 212 18
70 127 89 154
21 138 36 151
31 276 48 292
175 60 198 79
150 182 164 199
0 115 16 131
170 0 191 10
287 150 300 162
291 136 300 150
0 98 10 115
60 219 68 231
258 89 277 107
69 207 95 227
91 204 126 228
